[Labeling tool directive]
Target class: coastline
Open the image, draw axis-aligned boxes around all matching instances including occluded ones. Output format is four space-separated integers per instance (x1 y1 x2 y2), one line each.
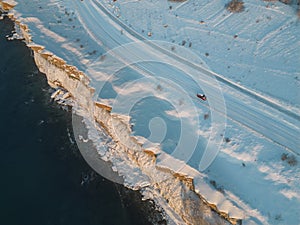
3 0 299 224
31 27 236 225
0 2 240 225
0 13 167 225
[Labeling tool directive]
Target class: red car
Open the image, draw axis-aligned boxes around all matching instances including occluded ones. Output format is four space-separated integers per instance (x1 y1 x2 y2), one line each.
197 93 207 101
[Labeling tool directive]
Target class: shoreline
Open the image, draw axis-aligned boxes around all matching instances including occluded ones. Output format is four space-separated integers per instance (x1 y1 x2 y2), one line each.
72 113 168 225
0 14 167 225
0 12 168 225
0 2 242 224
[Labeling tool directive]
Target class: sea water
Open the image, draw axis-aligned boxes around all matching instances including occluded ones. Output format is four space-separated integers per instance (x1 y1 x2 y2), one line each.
0 15 166 225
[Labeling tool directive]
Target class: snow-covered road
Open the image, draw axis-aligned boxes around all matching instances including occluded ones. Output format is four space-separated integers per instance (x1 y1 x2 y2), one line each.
7 0 299 223
72 1 300 223
75 0 299 156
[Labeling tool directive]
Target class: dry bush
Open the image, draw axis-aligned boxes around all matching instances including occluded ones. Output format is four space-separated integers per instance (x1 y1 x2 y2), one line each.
281 153 288 161
275 214 283 221
210 180 217 188
287 155 298 166
281 153 298 166
209 180 225 193
204 113 209 120
224 137 231 143
226 0 245 12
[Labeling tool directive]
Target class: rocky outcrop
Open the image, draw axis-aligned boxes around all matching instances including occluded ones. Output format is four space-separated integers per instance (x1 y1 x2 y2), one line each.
0 4 242 224
32 49 240 225
0 0 16 11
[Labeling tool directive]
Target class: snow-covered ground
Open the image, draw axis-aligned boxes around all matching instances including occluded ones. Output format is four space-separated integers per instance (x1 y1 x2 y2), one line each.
2 0 300 224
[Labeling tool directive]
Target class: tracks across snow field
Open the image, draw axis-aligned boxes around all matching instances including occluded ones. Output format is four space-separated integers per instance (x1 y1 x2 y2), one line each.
72 1 300 224
75 0 299 158
9 0 299 224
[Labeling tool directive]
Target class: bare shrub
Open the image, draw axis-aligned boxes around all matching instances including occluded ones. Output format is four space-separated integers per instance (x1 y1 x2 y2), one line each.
281 153 298 166
209 180 217 188
204 113 209 120
287 155 298 166
275 214 282 221
156 84 162 91
224 137 231 143
210 180 225 193
226 0 245 13
217 186 225 194
281 153 288 161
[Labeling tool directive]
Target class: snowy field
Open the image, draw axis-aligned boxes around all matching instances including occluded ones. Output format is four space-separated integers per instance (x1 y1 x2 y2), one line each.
2 0 300 224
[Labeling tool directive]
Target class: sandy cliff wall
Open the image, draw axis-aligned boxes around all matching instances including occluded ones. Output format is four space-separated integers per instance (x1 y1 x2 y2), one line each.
0 1 15 11
0 3 242 224
33 47 238 225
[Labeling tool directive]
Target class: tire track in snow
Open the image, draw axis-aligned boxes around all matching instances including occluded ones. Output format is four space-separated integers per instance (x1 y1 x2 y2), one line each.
75 0 300 156
91 0 300 122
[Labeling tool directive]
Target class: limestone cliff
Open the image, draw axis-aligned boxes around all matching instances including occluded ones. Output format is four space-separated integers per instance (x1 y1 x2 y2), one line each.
0 3 242 224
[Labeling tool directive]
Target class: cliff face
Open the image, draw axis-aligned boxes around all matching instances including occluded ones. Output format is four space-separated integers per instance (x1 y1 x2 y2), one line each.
32 47 237 225
0 4 241 224
0 1 16 11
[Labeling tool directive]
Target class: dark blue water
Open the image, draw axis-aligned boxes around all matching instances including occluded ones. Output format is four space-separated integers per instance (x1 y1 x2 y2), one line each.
0 16 166 225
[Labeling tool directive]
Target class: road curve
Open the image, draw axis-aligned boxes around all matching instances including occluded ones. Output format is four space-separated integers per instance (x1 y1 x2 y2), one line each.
74 0 300 156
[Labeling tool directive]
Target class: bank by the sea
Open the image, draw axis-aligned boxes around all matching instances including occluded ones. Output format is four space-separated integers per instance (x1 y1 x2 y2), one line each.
0 15 166 225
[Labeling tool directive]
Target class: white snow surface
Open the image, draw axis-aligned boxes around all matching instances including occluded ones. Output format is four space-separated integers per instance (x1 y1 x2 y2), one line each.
5 0 300 224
